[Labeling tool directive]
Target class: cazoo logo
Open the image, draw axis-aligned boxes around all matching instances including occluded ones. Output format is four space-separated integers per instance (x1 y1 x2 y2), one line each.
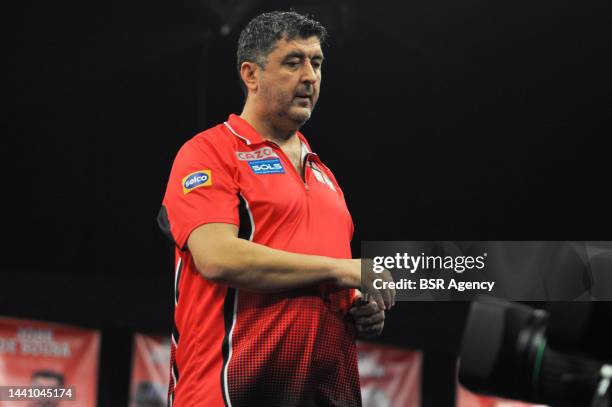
236 147 278 161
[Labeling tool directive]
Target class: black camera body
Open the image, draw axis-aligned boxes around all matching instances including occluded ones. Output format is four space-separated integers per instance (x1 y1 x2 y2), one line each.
459 297 611 407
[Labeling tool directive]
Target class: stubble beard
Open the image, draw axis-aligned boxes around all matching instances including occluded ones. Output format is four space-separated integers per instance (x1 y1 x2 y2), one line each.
276 90 315 129
259 84 317 138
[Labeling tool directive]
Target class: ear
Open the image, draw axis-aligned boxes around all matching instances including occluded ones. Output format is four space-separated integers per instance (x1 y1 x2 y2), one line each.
240 61 259 93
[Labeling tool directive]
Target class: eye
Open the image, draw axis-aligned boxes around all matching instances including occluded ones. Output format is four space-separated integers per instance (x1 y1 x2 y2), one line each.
285 60 300 68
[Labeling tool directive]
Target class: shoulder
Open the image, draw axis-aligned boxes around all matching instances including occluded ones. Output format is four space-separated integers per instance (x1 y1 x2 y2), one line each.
177 123 238 161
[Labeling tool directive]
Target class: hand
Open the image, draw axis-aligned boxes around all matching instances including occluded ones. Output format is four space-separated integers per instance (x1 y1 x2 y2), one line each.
349 298 385 339
360 258 396 310
334 259 395 310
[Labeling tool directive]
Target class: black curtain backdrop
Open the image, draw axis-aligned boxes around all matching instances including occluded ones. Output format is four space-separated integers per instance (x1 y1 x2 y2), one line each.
4 0 611 405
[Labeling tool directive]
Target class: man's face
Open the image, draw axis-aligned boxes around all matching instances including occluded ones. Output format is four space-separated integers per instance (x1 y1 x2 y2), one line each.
29 376 61 407
32 376 61 388
256 35 323 126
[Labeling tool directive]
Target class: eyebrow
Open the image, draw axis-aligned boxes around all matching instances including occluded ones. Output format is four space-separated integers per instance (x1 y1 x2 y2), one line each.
283 51 325 61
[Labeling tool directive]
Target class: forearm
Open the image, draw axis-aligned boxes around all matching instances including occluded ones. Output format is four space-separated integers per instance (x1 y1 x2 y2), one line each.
189 231 359 292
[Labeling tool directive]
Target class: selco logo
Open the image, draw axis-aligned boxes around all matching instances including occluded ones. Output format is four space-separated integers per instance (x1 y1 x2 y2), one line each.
248 158 285 175
182 170 212 194
236 147 278 161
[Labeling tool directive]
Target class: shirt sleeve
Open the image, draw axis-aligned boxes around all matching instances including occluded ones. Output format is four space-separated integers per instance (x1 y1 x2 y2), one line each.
159 135 239 250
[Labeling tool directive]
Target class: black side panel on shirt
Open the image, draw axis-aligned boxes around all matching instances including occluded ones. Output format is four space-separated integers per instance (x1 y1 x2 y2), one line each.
171 343 180 383
172 323 180 359
237 194 253 241
174 259 182 307
219 197 251 406
170 322 180 404
220 287 236 407
157 205 179 247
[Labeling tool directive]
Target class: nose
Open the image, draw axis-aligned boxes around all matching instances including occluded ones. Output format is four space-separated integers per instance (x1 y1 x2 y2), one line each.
301 60 317 84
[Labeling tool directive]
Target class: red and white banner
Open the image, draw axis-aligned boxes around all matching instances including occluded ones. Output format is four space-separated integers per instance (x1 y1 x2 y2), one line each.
128 333 171 407
457 384 548 407
0 316 100 407
357 341 422 407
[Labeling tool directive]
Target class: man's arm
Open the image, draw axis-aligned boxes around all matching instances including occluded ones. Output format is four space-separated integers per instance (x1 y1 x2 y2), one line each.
187 223 361 293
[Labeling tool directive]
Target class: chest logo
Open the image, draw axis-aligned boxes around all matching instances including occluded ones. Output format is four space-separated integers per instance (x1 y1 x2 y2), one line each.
182 170 212 194
236 146 278 161
310 162 337 192
248 158 285 175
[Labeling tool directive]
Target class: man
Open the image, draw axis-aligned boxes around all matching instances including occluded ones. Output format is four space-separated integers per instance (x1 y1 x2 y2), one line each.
29 370 64 407
133 381 166 407
158 11 393 406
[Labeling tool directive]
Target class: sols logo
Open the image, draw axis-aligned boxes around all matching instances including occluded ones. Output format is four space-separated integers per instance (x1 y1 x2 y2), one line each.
248 158 285 175
182 170 212 194
253 163 282 171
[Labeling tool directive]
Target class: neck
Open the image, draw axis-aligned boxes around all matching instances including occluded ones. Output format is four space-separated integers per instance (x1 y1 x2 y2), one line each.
240 100 300 146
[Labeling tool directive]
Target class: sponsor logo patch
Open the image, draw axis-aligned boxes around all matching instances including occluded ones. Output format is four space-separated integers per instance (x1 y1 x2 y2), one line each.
310 162 337 191
236 146 278 161
182 170 212 194
248 158 285 175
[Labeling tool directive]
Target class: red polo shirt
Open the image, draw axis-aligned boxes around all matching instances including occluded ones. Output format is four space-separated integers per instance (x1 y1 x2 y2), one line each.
158 114 360 407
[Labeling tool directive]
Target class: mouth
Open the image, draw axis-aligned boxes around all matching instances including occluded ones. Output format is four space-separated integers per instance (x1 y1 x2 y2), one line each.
294 94 312 104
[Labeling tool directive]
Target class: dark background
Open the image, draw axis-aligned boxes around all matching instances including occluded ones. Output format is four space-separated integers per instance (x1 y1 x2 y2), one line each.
3 0 611 405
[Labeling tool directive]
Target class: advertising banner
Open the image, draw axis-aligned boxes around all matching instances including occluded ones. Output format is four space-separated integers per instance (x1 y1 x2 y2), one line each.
0 316 100 407
358 342 421 407
457 384 548 407
128 334 171 407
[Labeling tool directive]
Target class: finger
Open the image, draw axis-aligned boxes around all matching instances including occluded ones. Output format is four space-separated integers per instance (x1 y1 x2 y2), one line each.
355 293 370 306
355 315 384 328
372 292 386 311
355 310 385 326
349 301 379 317
382 271 395 308
355 322 374 334
359 322 384 339
383 289 393 310
364 321 384 333
355 309 384 324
